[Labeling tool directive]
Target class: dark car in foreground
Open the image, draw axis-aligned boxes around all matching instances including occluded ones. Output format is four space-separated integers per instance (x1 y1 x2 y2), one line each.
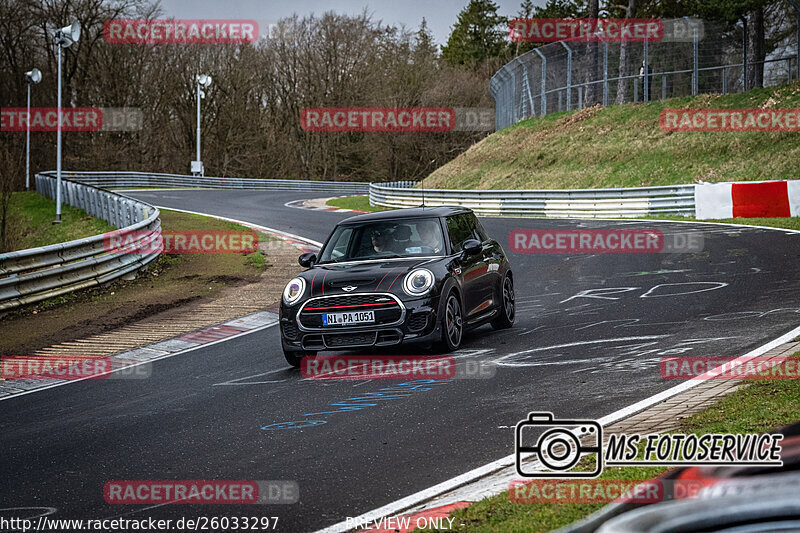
279 206 515 366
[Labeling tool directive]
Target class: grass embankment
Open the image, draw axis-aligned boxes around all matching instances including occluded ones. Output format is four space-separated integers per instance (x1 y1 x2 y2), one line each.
326 195 387 213
421 352 800 532
0 200 271 354
421 83 800 190
1 191 114 253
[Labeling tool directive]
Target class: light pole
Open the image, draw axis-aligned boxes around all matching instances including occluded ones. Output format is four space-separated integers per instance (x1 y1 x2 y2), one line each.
192 74 212 176
24 68 42 191
52 21 80 224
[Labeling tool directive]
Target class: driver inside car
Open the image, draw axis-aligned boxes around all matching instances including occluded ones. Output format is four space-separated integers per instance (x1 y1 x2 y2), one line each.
417 220 443 253
370 226 397 253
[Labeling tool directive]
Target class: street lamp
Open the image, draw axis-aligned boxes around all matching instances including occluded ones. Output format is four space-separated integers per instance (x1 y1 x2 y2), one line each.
192 74 212 176
24 68 42 191
53 20 80 224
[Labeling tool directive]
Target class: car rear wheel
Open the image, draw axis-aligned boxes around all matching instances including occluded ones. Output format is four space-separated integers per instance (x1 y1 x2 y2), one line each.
436 292 463 353
491 274 515 330
283 347 316 368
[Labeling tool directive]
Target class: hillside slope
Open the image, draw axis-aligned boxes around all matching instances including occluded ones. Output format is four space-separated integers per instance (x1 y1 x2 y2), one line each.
422 83 800 190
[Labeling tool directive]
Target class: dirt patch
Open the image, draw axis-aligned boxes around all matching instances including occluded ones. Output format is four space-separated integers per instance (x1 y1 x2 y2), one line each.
555 104 602 128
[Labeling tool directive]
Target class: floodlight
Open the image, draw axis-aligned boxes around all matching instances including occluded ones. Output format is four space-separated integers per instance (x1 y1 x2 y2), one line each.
25 68 42 84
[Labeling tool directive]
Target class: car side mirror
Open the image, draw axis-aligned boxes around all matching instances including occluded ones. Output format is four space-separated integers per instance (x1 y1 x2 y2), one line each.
462 239 482 256
298 252 317 268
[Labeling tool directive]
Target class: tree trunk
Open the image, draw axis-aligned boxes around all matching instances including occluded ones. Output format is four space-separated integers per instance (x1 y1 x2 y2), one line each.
747 7 765 89
615 0 637 104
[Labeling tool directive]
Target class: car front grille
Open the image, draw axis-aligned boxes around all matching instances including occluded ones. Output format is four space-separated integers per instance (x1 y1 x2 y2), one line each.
324 332 377 348
298 293 403 329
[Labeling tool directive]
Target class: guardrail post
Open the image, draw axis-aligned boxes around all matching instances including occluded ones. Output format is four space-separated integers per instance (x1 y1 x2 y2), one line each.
662 75 667 99
578 85 583 109
101 193 109 224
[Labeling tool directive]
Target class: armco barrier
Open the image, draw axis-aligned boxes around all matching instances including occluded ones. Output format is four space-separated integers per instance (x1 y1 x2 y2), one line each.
369 181 695 218
53 171 371 194
0 174 161 311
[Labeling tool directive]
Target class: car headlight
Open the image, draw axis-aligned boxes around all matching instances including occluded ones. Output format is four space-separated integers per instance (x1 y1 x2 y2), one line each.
283 277 306 305
403 268 434 296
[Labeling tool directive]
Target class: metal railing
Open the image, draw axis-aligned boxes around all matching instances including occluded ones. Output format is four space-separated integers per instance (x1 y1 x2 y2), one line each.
57 171 371 194
492 17 799 130
0 174 161 311
369 181 695 218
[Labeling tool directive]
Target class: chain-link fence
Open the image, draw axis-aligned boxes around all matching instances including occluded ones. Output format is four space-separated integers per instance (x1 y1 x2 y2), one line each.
491 18 799 130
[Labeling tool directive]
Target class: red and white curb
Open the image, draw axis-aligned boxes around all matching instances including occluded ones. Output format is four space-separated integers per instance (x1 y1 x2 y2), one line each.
0 208 322 399
0 311 279 400
285 196 368 214
696 179 800 219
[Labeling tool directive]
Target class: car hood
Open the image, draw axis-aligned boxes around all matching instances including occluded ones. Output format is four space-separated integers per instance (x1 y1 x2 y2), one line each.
302 257 439 297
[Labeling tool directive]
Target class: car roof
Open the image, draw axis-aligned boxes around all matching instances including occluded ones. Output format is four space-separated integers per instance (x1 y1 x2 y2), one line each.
338 206 471 225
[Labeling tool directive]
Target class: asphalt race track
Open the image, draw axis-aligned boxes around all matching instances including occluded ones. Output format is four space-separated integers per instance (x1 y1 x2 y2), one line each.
2 189 799 532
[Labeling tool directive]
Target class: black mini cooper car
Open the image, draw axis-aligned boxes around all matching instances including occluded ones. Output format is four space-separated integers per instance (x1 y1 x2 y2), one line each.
279 206 514 366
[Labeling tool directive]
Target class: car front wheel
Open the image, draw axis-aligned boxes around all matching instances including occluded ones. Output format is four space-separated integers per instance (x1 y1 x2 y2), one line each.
283 347 316 368
436 291 463 353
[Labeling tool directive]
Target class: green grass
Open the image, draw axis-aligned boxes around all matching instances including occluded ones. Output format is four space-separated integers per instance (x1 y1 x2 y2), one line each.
326 195 389 212
418 353 800 532
2 191 114 252
423 82 800 190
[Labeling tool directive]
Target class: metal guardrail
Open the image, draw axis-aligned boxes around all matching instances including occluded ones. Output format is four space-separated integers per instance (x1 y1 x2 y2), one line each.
369 181 695 218
0 174 161 311
56 171 371 194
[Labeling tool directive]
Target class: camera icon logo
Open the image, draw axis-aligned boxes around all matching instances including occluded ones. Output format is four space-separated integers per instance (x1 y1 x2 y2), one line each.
515 412 603 478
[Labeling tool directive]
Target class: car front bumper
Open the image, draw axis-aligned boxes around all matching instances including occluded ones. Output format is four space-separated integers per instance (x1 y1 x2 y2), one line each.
280 295 441 353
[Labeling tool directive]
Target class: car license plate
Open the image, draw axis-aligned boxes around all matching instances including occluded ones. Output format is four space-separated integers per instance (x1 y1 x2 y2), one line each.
322 310 374 326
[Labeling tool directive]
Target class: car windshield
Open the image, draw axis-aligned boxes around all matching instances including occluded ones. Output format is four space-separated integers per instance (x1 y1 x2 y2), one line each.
317 218 446 263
